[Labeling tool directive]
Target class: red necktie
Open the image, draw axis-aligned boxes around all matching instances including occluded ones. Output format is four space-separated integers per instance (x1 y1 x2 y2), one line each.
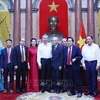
67 49 71 65
8 48 10 63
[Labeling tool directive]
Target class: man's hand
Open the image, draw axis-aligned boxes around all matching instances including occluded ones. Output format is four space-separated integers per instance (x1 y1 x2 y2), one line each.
96 66 99 70
28 65 30 70
14 66 18 70
59 66 62 70
39 66 42 70
72 58 76 63
1 68 4 72
83 66 86 70
28 63 30 70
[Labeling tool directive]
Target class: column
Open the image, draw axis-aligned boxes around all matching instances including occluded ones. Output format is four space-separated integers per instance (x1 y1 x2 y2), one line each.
25 0 32 47
75 0 82 44
13 0 20 46
87 0 95 39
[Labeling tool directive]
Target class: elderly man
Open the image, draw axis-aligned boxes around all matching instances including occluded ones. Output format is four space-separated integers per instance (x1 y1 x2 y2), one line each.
62 38 67 47
14 38 28 93
52 37 63 93
61 38 68 92
63 37 83 98
82 36 100 97
37 34 52 93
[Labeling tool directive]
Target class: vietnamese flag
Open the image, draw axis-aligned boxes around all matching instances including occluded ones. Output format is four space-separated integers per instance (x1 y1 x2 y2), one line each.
39 0 68 39
77 21 86 50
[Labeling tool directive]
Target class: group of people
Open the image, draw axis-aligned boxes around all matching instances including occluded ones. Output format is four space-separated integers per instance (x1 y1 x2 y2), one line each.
0 34 100 98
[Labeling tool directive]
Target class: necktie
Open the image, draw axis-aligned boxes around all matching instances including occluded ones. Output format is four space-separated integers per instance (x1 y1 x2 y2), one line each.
67 48 71 65
21 46 24 62
8 48 10 63
54 46 56 51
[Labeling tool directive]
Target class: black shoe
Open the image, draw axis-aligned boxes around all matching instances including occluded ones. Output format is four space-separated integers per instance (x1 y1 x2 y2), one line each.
62 89 67 93
56 90 60 94
21 89 26 93
84 92 92 95
77 93 82 98
41 90 45 93
16 89 20 93
46 89 51 93
41 88 45 93
53 89 57 93
93 93 98 97
68 93 76 96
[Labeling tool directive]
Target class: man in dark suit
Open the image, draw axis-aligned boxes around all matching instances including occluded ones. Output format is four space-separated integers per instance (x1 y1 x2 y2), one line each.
63 37 83 98
13 38 28 93
52 37 63 93
1 39 14 93
61 38 68 92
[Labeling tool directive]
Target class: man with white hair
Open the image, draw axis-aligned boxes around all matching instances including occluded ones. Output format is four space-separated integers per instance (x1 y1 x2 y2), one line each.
62 38 67 46
13 38 28 93
52 37 63 93
37 34 52 93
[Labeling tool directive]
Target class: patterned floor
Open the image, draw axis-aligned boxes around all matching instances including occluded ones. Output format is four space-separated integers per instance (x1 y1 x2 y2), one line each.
16 92 94 100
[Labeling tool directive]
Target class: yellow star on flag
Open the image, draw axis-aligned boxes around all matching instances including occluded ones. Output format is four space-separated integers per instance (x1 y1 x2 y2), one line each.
48 1 60 12
77 36 86 48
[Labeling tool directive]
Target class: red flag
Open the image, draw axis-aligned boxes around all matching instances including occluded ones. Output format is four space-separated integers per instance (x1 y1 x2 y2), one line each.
77 21 86 50
39 0 68 39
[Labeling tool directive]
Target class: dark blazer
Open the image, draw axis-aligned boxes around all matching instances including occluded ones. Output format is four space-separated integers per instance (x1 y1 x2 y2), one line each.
63 45 82 70
1 48 14 69
13 45 28 67
52 44 63 69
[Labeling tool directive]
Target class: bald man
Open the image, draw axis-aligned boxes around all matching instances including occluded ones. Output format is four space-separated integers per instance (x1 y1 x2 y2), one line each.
52 37 63 93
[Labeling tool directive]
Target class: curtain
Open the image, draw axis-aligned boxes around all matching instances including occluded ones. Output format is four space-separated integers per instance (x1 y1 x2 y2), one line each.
0 12 10 47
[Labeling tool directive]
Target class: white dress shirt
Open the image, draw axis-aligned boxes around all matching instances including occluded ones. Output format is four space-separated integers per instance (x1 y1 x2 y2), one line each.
20 45 26 62
37 42 52 67
82 43 100 67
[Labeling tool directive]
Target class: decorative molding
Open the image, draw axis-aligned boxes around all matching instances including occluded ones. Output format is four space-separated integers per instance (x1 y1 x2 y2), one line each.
67 0 75 9
69 8 99 13
0 1 8 11
10 0 14 9
5 0 100 13
9 8 38 13
32 0 40 8
94 0 98 9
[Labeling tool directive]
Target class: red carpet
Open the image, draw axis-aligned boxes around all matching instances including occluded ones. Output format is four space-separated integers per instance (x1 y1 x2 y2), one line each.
0 81 100 100
0 81 22 100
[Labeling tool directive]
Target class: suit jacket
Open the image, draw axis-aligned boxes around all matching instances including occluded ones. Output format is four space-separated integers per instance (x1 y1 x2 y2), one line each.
0 47 2 68
63 45 82 70
13 45 28 67
52 44 63 69
1 48 14 69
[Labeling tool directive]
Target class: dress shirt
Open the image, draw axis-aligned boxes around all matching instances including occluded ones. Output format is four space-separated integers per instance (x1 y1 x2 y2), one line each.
20 45 26 62
37 42 52 67
7 48 11 63
7 48 11 54
82 43 100 67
